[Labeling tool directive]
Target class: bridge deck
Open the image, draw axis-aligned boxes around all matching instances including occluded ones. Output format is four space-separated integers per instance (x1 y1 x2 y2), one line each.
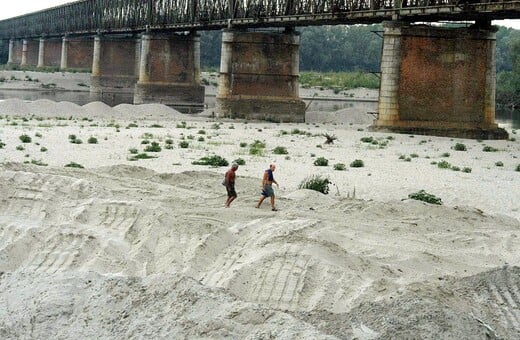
1 1 520 39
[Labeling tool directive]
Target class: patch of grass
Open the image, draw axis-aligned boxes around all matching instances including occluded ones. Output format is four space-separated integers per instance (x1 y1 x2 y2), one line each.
453 143 467 151
239 142 248 148
350 159 364 168
495 161 504 167
176 122 187 128
31 159 48 166
16 145 25 151
40 147 48 152
141 140 151 145
515 164 520 172
198 136 205 142
165 139 174 145
0 141 5 149
273 146 288 155
88 136 98 144
483 145 498 152
462 167 472 173
126 123 138 128
149 124 163 128
179 141 189 149
451 166 461 171
410 153 419 158
333 163 346 171
129 148 139 154
192 155 229 167
360 136 374 143
314 157 329 166
249 140 266 156
441 152 450 158
144 142 162 152
64 162 84 169
408 190 442 205
35 132 42 138
233 158 246 166
298 175 331 194
198 129 206 135
437 160 451 169
128 153 157 161
19 134 32 143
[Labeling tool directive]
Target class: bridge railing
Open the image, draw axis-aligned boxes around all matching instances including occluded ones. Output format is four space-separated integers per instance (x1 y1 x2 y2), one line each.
0 0 496 39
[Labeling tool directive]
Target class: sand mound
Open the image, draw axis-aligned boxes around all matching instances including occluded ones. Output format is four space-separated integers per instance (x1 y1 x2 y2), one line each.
1 163 518 338
0 98 30 115
113 103 185 120
82 101 117 117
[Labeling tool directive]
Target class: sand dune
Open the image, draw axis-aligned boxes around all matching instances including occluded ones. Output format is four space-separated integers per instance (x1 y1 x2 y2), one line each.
0 99 519 338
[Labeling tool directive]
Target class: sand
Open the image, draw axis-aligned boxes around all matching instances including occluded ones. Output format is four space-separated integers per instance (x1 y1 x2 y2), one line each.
0 89 519 338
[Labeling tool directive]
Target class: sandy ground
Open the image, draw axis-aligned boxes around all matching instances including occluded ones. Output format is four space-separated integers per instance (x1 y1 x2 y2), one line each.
0 72 519 339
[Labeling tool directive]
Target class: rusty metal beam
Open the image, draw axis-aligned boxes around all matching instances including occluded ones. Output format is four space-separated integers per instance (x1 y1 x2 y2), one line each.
1 0 520 39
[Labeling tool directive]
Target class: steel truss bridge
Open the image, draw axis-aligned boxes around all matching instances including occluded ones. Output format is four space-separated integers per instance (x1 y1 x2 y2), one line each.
1 0 520 39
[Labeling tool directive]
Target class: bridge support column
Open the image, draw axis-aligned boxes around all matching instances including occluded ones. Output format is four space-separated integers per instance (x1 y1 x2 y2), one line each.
373 22 507 139
90 35 139 106
37 38 45 68
8 39 15 64
216 29 305 122
134 32 205 112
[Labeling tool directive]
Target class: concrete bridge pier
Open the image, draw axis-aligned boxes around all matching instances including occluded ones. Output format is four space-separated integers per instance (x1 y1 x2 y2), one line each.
134 32 205 112
61 37 94 71
215 29 306 122
7 39 21 65
90 35 140 106
373 21 508 139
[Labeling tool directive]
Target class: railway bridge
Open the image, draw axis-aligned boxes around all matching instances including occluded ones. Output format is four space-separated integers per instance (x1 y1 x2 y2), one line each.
2 0 519 138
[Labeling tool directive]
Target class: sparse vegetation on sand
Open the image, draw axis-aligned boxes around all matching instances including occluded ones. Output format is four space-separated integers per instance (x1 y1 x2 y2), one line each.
273 146 288 155
408 190 442 205
64 162 84 169
128 153 157 161
19 134 32 143
350 159 364 168
333 163 346 171
249 140 266 156
144 142 162 152
453 143 467 151
483 145 499 152
314 157 329 166
298 175 331 194
192 155 229 167
88 137 98 144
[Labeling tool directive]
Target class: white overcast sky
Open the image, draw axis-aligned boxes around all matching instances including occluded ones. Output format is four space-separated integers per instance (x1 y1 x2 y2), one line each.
1 0 519 29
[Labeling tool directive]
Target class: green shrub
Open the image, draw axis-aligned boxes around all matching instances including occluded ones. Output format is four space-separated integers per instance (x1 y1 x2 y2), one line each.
35 132 42 138
179 141 189 149
314 157 329 166
273 146 288 155
239 142 248 148
129 148 139 154
141 139 151 145
165 139 174 145
68 134 77 140
65 162 84 169
0 141 5 149
408 190 442 205
350 159 364 168
437 160 451 169
451 166 461 171
128 153 157 161
145 142 162 152
31 159 47 166
70 138 83 144
298 175 331 194
515 164 520 172
16 145 25 151
398 154 406 160
126 123 138 128
410 153 419 158
40 147 48 152
453 143 467 151
88 136 98 144
192 155 229 167
198 129 206 135
360 136 374 143
495 161 504 167
333 163 346 171
19 134 32 143
249 140 265 155
462 167 472 173
149 124 163 128
233 158 246 166
441 152 450 157
483 145 498 152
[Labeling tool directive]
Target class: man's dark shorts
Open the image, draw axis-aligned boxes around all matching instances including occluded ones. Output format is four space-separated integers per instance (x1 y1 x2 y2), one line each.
227 184 237 197
262 184 274 197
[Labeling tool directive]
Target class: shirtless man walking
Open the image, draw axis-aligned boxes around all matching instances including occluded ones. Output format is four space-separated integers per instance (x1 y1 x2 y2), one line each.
256 164 279 211
224 163 239 208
